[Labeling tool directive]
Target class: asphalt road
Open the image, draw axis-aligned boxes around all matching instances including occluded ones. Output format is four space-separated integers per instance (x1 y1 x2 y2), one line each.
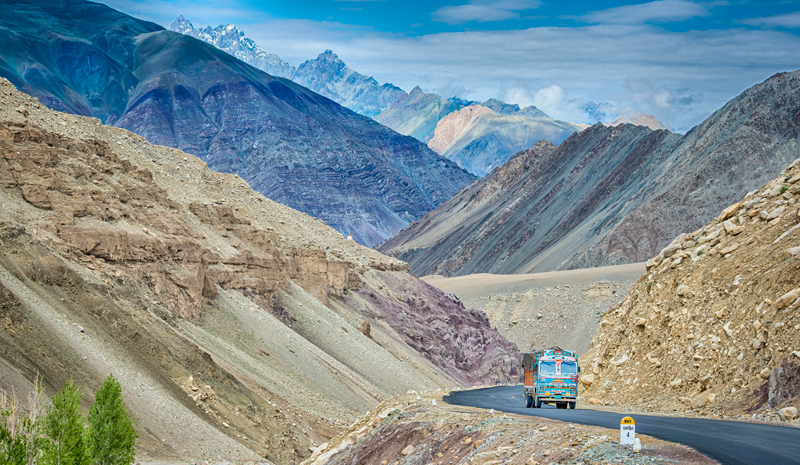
443 385 800 465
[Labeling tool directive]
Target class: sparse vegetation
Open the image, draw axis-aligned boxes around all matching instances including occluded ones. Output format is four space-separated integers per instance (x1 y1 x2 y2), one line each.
0 376 136 465
781 184 789 193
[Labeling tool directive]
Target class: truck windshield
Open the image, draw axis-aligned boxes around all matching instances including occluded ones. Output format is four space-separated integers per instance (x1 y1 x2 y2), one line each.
561 362 577 375
538 361 556 376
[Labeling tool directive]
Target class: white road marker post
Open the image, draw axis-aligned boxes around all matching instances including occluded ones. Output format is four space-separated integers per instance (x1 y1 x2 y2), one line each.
620 416 636 445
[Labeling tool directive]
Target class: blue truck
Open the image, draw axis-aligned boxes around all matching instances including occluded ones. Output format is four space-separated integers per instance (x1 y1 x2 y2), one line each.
523 346 579 409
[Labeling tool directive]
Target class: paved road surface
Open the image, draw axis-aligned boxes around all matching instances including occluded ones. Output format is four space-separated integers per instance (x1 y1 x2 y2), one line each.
444 385 800 465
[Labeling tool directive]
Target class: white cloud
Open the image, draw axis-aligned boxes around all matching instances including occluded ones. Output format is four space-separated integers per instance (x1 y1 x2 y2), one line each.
743 11 800 29
432 0 541 25
101 0 259 26
584 0 709 25
105 0 800 133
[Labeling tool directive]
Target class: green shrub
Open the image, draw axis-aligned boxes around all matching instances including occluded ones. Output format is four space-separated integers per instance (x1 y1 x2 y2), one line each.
87 375 137 465
1 378 43 465
780 184 789 193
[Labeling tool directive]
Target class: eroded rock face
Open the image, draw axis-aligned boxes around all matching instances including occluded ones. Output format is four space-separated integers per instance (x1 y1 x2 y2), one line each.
347 273 521 386
580 158 800 416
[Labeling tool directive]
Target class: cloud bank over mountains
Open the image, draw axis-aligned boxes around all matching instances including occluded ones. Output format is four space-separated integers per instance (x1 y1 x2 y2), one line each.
104 0 800 132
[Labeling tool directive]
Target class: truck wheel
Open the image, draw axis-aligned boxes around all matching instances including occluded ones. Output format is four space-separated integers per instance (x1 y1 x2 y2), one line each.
569 401 576 409
534 396 542 409
526 395 533 408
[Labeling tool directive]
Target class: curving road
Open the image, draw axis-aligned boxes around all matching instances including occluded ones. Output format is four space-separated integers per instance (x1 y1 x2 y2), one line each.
443 385 800 465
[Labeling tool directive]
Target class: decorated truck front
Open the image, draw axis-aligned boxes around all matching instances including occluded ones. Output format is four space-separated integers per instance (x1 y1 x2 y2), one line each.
522 346 579 409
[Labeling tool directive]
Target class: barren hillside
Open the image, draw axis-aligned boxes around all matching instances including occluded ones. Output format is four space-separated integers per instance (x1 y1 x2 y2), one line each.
0 78 519 464
581 157 800 422
380 71 800 278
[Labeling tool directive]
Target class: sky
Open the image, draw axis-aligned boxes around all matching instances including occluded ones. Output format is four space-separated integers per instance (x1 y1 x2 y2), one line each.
102 0 800 132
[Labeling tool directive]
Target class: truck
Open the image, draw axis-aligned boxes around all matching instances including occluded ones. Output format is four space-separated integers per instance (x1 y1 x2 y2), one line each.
522 346 579 409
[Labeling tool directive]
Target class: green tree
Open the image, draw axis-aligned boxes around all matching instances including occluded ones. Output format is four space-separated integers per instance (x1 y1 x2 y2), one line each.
87 375 136 465
40 381 89 465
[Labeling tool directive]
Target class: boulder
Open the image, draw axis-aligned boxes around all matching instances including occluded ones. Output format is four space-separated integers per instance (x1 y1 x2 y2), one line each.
776 288 800 309
720 242 740 255
646 255 662 269
660 243 682 258
760 368 772 379
677 285 690 297
634 318 647 327
779 407 798 421
691 390 714 409
718 202 740 221
722 220 737 233
581 373 595 387
766 206 787 221
358 320 371 338
728 225 745 235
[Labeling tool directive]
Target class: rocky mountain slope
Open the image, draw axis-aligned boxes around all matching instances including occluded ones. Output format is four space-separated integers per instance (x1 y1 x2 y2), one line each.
0 1 474 247
611 112 667 131
0 78 519 464
379 71 800 277
427 105 583 176
581 158 800 421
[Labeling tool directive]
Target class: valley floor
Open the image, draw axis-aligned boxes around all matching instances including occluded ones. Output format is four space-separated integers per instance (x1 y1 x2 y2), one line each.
423 263 646 354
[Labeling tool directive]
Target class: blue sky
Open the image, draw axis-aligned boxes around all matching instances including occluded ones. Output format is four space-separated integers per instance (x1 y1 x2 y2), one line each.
103 0 800 132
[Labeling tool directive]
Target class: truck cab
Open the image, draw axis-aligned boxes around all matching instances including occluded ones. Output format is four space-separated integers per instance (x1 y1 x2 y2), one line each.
522 346 579 409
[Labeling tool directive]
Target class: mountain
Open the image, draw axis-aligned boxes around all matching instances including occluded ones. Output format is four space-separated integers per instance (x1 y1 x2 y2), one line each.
581 158 800 417
611 112 667 130
291 50 406 118
0 0 475 247
379 70 800 276
0 78 520 463
373 86 474 142
170 15 295 78
169 18 404 118
427 105 583 177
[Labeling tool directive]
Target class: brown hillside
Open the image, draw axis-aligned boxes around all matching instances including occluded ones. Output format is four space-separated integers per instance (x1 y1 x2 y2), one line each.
0 78 519 464
581 158 800 421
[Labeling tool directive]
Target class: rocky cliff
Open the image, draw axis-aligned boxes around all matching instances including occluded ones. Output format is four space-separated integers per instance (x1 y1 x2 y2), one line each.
427 105 583 177
0 1 474 247
581 158 800 421
380 71 800 277
0 78 519 464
